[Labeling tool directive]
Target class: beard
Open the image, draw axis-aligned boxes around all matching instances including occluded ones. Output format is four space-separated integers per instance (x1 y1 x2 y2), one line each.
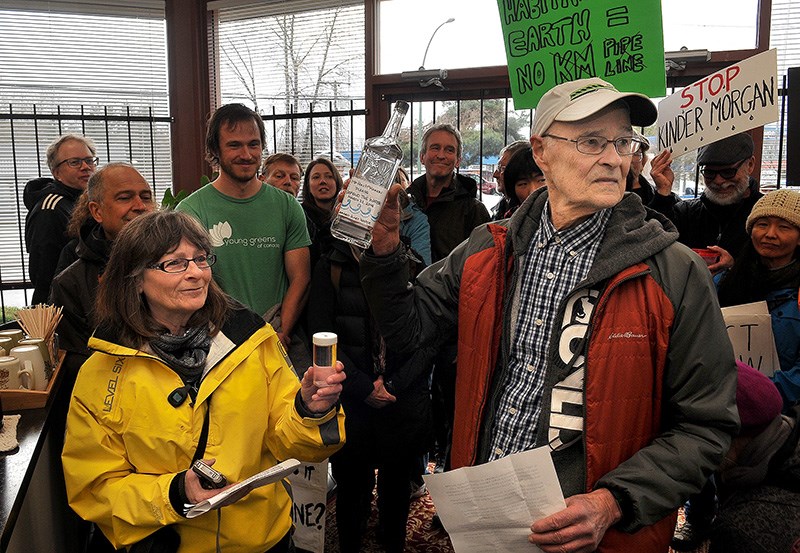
219 158 258 184
703 177 750 206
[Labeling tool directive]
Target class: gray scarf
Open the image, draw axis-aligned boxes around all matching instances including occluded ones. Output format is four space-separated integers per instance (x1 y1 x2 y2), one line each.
150 325 211 384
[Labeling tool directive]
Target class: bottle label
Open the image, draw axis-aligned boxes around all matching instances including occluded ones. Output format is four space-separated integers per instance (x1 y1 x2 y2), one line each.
339 174 391 226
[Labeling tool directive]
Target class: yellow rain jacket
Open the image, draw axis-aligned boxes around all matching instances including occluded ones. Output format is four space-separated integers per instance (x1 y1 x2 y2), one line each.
62 307 345 551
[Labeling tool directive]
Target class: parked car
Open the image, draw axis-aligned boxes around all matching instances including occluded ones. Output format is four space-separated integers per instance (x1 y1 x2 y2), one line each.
462 171 499 195
479 177 499 195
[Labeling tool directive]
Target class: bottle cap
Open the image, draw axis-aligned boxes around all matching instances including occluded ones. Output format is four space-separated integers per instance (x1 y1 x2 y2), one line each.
312 332 338 346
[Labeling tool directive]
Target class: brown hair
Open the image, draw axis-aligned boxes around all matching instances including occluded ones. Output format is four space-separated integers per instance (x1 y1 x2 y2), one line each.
301 157 343 211
94 210 231 348
66 193 90 238
262 153 302 178
421 123 463 159
205 103 266 166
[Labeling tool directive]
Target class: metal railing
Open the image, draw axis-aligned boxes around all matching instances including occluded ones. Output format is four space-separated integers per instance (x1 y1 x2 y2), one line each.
0 104 173 321
1 75 794 323
261 100 367 167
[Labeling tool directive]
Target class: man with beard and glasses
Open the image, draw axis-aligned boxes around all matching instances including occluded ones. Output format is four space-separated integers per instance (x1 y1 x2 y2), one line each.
649 132 762 273
178 104 311 353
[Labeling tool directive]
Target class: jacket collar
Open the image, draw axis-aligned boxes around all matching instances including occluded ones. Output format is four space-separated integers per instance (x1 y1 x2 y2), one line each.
409 172 478 208
507 188 678 284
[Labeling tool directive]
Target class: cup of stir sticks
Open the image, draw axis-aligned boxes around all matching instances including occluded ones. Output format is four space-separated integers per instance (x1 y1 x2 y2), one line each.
15 304 62 379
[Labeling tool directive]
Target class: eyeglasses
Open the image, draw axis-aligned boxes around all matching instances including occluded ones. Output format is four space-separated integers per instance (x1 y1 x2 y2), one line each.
700 159 746 180
543 134 644 156
147 254 216 273
56 157 100 169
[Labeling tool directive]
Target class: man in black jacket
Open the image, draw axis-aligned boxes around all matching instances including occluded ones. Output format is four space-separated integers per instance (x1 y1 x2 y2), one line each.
49 162 154 374
649 132 762 273
408 124 490 263
24 134 98 304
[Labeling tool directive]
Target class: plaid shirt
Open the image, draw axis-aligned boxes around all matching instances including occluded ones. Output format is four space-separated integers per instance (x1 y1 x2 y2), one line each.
487 204 611 461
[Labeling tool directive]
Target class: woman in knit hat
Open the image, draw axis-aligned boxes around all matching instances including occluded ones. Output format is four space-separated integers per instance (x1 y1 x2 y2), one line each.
717 188 800 411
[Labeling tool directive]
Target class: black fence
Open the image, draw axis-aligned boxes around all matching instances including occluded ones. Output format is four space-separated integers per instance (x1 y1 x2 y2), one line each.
0 77 795 323
0 104 173 322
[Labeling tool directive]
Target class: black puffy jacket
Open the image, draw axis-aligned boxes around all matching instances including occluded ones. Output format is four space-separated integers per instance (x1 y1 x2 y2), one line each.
649 177 762 257
49 219 111 374
24 177 83 304
409 173 490 262
307 238 433 456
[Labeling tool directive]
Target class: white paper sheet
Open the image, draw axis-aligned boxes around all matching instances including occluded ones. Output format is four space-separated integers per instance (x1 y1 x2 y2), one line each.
423 447 566 553
186 458 301 518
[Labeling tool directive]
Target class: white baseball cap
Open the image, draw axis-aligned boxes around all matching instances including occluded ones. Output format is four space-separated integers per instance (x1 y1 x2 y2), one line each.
532 77 657 137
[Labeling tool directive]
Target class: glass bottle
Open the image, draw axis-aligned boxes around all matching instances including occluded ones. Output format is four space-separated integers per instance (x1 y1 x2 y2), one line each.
331 100 409 249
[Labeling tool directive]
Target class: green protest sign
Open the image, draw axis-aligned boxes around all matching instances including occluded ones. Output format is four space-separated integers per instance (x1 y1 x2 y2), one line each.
497 0 667 109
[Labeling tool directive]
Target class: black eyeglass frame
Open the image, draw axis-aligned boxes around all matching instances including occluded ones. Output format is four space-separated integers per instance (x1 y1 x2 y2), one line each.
55 156 100 169
147 254 217 273
700 159 747 180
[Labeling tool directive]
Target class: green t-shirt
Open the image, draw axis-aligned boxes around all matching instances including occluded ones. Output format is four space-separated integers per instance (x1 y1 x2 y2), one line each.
177 183 311 315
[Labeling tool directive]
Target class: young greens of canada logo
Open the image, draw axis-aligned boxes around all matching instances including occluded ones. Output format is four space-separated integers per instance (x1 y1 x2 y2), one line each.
209 221 233 247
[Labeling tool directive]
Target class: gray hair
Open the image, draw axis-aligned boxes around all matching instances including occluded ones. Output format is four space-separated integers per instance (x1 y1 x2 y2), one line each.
421 123 463 159
500 139 530 159
86 162 140 203
46 134 97 174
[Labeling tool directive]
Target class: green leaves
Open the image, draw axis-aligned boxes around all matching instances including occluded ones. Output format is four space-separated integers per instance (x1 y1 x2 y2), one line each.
161 188 189 210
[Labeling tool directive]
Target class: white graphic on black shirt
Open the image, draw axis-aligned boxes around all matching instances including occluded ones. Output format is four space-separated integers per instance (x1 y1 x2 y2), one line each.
549 288 598 450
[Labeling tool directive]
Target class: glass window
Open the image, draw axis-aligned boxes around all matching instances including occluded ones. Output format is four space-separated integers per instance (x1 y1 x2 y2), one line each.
378 0 506 74
662 0 758 52
212 1 366 167
377 0 761 74
767 0 799 189
0 6 170 296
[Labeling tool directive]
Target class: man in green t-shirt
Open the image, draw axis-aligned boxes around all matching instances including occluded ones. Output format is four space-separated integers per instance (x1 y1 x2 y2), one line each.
178 104 311 350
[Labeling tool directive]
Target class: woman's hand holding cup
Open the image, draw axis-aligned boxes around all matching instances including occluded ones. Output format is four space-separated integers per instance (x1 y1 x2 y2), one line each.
301 361 345 414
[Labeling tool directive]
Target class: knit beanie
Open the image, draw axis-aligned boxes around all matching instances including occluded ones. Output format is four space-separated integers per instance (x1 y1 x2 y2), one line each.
745 189 800 234
735 360 783 433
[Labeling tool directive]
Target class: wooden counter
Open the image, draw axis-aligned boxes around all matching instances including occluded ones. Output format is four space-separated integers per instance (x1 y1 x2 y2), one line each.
0 408 49 549
0 350 80 552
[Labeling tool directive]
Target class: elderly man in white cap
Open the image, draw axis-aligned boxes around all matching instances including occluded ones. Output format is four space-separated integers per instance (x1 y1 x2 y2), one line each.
360 77 739 552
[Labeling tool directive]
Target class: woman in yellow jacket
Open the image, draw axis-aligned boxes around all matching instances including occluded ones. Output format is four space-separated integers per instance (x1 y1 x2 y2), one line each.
62 210 345 552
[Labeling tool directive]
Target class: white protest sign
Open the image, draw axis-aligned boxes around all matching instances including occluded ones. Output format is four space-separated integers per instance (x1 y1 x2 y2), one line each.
289 460 329 552
656 49 778 156
721 301 780 377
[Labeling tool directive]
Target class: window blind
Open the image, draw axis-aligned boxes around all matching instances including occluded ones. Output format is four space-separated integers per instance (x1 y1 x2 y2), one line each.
0 6 170 285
